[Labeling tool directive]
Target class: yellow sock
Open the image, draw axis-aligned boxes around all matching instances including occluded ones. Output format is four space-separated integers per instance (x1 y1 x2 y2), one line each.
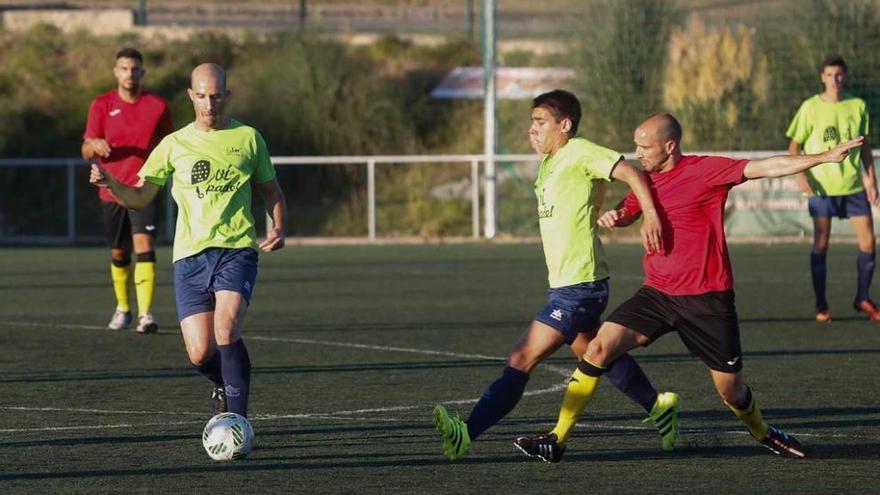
725 389 769 440
110 263 131 312
550 364 603 445
134 261 156 316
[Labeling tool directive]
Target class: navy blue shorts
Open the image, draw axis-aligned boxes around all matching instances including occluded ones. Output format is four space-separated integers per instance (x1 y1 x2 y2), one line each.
534 278 609 344
808 191 872 218
173 247 259 321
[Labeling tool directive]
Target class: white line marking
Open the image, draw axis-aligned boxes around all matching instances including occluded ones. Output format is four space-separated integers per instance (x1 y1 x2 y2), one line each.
0 406 203 416
0 320 572 433
4 320 874 443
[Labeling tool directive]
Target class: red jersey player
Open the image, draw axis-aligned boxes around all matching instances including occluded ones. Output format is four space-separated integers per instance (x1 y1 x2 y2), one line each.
514 112 863 462
82 47 173 334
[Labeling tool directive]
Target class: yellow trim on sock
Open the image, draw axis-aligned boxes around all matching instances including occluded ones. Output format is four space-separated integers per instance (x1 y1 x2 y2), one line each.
110 263 130 312
725 393 769 440
550 368 602 445
134 261 156 316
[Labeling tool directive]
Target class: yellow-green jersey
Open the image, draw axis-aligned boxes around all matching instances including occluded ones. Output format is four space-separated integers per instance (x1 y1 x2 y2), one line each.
535 137 622 288
786 94 869 196
139 119 277 262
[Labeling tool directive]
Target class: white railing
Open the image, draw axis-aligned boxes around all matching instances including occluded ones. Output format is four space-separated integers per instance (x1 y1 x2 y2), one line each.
0 154 539 243
4 150 877 244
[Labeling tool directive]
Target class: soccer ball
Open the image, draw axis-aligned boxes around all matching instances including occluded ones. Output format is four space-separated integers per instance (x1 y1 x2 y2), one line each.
202 412 254 461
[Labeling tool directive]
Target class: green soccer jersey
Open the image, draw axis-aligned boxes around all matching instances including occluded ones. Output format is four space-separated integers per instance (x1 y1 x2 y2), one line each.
786 94 869 196
534 137 621 288
139 119 276 262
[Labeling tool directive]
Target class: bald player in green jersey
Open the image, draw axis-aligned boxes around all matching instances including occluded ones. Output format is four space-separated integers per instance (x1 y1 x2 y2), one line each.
90 63 287 419
433 90 679 462
787 54 879 323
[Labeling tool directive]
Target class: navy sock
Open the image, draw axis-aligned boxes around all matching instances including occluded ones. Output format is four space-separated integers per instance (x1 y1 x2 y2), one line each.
465 366 530 440
856 250 875 303
603 353 658 413
194 350 224 387
811 251 828 310
218 339 252 417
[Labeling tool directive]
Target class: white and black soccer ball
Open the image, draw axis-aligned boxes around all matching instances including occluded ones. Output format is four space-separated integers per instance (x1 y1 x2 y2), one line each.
202 412 254 461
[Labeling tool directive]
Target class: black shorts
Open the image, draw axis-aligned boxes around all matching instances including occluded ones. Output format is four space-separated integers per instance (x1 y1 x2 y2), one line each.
606 286 743 373
100 198 159 250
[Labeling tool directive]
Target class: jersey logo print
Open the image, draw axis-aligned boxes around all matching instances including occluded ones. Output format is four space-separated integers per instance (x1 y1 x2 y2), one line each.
192 160 212 199
109 109 122 116
191 160 211 184
537 187 554 219
822 126 838 143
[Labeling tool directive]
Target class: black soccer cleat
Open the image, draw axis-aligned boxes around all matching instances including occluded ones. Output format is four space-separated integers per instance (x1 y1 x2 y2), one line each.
760 426 806 458
211 386 228 414
513 432 565 463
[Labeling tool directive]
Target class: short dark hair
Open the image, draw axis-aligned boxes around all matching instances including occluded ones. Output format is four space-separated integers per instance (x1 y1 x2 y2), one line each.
658 113 683 143
820 54 847 74
115 48 143 63
532 89 582 136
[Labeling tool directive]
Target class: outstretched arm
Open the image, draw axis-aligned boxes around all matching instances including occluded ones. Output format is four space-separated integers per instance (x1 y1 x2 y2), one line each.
787 139 814 195
89 164 160 210
744 137 865 179
610 160 662 254
257 178 287 252
859 137 878 206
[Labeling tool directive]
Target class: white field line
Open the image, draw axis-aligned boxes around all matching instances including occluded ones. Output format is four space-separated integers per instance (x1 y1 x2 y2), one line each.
3 320 873 442
0 319 572 433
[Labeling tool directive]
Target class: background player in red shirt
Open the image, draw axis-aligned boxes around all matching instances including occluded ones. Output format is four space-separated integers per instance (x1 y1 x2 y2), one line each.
82 48 174 333
514 113 863 462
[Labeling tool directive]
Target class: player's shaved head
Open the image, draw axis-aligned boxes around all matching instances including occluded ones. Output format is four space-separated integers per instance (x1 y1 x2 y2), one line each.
188 63 230 131
637 113 682 144
191 63 226 91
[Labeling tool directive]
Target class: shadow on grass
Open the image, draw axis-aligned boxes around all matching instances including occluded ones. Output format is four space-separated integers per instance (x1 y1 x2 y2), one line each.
6 439 879 481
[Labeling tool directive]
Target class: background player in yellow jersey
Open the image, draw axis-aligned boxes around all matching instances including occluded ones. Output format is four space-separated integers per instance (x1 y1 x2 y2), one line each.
90 63 287 418
787 54 879 322
82 48 174 333
433 90 678 461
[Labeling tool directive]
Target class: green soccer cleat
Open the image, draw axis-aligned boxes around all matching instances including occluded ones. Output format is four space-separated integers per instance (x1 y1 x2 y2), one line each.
433 404 471 461
643 391 680 451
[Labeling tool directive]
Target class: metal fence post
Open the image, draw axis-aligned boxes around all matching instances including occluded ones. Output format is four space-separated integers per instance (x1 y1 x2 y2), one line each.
471 159 480 239
367 159 376 240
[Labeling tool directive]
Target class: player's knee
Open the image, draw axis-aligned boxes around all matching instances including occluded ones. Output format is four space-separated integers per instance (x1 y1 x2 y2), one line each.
506 350 537 373
111 252 131 266
584 339 610 367
186 346 214 366
213 326 241 345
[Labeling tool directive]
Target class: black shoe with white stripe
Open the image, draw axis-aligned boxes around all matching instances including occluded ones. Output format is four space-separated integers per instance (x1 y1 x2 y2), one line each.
513 432 565 463
760 426 806 458
211 387 227 415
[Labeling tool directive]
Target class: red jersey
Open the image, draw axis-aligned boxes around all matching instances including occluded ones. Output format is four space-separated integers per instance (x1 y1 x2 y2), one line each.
622 155 750 296
84 90 173 203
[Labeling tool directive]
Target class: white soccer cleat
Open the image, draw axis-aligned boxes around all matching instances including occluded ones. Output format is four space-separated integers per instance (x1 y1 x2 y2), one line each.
107 309 132 331
136 312 158 334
